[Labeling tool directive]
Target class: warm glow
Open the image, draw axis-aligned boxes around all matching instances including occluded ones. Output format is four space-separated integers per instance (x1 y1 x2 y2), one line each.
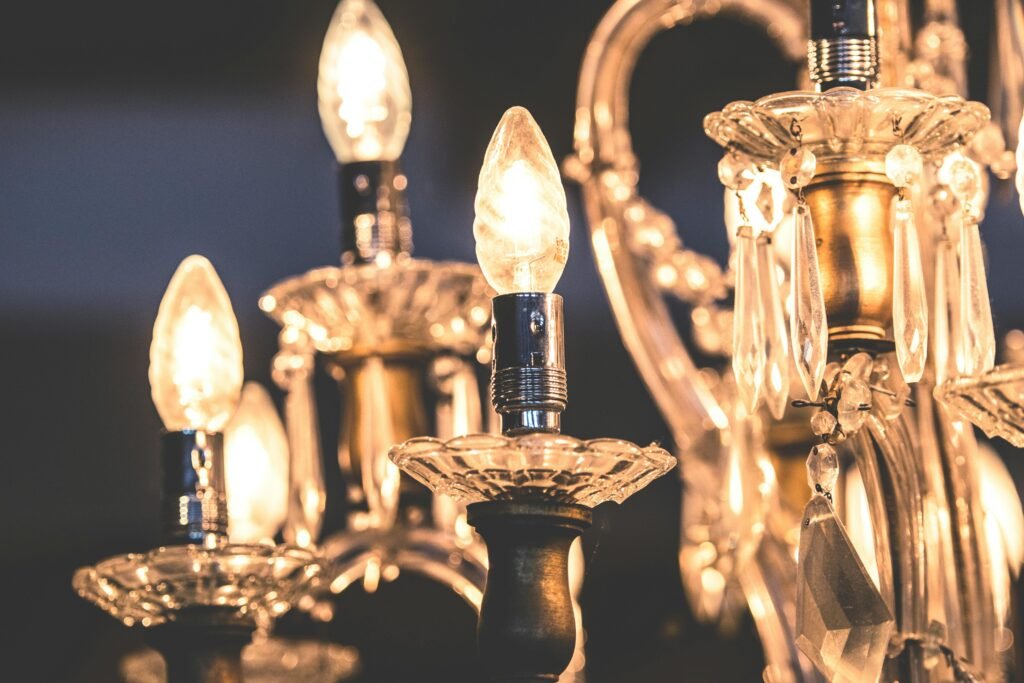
149 255 243 431
224 383 290 543
473 106 570 294
318 0 412 162
977 443 1024 627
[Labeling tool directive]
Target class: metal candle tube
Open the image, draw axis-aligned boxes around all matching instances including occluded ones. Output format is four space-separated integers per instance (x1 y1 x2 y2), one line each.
145 607 253 683
467 501 591 683
490 293 568 435
338 160 412 265
808 0 879 90
160 430 229 545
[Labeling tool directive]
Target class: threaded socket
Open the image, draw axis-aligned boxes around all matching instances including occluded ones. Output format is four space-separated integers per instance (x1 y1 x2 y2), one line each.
808 36 879 90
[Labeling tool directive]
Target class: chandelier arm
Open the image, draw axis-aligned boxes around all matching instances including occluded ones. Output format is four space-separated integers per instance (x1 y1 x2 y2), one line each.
569 0 805 452
875 0 912 87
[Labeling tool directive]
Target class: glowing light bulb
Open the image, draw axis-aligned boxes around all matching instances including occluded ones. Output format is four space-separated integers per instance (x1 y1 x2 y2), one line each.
473 106 570 294
317 0 412 162
224 382 289 543
149 255 244 432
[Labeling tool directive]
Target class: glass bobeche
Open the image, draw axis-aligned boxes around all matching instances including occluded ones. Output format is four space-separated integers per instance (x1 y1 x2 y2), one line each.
936 363 1024 447
704 86 989 165
260 260 493 358
72 543 322 628
389 432 675 507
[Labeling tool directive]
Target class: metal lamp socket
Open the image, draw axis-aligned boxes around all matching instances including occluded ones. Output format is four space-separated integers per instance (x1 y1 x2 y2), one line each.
160 430 229 545
338 160 412 266
490 293 568 435
808 0 879 90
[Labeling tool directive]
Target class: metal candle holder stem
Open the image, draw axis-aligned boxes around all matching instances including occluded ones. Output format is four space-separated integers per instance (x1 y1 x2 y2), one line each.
144 607 254 683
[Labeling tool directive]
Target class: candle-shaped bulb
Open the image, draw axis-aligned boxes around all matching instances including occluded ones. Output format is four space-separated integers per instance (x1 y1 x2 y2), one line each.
318 0 412 162
473 106 570 294
149 255 244 432
224 382 289 543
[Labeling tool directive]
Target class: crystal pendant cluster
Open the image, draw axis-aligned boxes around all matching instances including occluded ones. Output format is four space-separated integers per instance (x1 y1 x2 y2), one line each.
725 148 819 414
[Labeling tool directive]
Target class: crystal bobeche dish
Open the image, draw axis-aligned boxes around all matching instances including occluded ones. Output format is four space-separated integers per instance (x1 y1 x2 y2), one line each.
936 364 1024 447
389 433 676 507
704 86 990 164
72 543 322 627
259 260 493 358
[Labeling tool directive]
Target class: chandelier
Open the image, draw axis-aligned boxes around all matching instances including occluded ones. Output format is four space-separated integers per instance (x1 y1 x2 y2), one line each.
71 0 1024 681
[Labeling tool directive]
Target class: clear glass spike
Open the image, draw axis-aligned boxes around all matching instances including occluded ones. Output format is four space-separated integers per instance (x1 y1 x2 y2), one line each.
891 198 928 383
959 220 996 375
732 226 766 415
933 236 962 385
795 495 895 682
757 234 790 419
790 205 829 400
274 331 327 549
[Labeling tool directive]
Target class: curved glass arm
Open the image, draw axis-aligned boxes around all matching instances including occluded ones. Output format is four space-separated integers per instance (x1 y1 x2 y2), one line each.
566 0 805 452
274 328 327 549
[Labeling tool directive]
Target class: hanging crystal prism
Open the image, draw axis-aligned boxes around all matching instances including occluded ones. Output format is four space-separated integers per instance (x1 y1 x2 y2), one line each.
795 494 895 682
732 225 765 415
757 234 790 419
790 205 828 400
891 197 928 383
959 220 996 375
933 237 962 385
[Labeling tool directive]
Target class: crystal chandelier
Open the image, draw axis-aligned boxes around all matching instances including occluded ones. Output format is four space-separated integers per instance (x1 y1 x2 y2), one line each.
71 0 1024 681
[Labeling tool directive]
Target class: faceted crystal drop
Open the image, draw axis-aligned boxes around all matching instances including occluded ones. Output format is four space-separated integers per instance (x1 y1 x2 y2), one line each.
732 226 765 415
933 238 962 384
780 147 817 189
841 352 874 383
718 153 755 190
810 410 838 437
757 234 790 419
838 379 872 433
790 205 828 400
806 443 839 494
885 144 923 188
891 198 928 383
959 221 996 375
795 495 895 683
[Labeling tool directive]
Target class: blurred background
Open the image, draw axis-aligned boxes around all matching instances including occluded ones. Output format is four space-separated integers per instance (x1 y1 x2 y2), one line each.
1 1 1021 680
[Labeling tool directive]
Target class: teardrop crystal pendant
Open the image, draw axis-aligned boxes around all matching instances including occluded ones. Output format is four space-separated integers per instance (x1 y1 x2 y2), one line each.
757 234 790 419
891 197 928 383
790 205 828 400
795 495 895 682
959 220 996 375
732 226 766 415
933 237 962 385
